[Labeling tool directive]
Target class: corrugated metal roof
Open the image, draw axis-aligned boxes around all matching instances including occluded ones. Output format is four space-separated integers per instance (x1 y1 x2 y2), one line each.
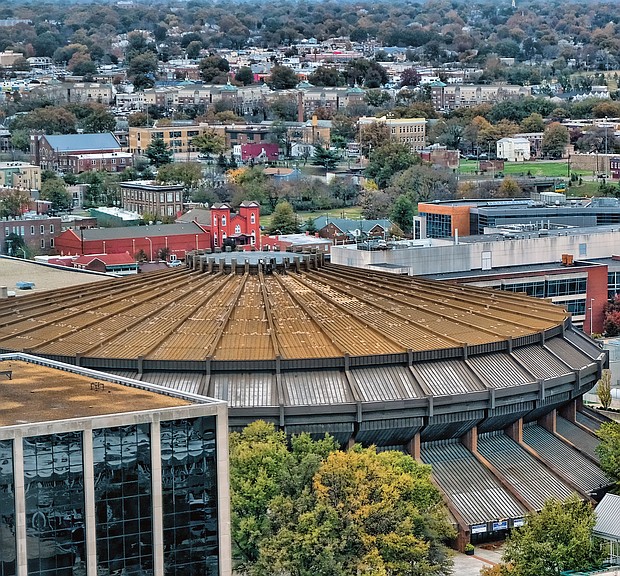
576 411 602 432
544 337 596 370
556 416 601 462
467 353 533 388
45 133 120 152
477 432 573 509
564 329 605 359
512 345 571 378
356 417 424 446
142 371 202 394
281 370 352 405
83 222 205 240
414 359 485 396
212 372 277 407
421 441 527 525
350 365 419 401
522 424 610 494
594 493 620 541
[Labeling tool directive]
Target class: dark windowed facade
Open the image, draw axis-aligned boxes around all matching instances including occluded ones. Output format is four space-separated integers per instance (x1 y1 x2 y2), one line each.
161 417 219 576
93 425 153 576
609 271 620 300
23 432 85 576
423 212 452 238
0 440 15 576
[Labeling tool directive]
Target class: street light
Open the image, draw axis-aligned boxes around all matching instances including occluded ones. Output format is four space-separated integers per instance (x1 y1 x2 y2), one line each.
589 298 595 335
79 225 86 255
145 237 153 262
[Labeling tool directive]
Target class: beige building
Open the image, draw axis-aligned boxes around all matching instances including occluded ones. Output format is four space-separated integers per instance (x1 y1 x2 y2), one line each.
430 82 532 111
0 162 41 191
120 180 185 217
128 124 212 156
358 115 427 153
0 50 22 67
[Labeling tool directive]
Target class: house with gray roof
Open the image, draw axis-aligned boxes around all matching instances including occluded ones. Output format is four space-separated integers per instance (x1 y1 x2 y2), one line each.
313 216 392 241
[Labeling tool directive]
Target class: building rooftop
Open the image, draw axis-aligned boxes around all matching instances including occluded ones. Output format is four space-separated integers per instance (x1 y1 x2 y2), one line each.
0 256 110 296
0 357 192 427
44 133 121 152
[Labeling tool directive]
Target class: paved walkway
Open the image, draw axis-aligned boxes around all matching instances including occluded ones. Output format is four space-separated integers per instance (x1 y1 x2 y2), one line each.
451 543 504 576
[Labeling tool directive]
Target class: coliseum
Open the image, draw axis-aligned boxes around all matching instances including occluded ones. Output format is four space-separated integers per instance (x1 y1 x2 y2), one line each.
0 252 612 543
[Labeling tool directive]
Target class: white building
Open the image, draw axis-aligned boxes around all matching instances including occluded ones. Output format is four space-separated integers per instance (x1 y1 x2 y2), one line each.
497 137 531 162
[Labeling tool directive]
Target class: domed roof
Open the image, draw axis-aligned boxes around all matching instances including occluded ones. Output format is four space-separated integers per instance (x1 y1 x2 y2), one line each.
0 259 568 364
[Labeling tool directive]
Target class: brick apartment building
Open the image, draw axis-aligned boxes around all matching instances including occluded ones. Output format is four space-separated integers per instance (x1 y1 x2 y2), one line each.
1 214 61 255
120 181 185 219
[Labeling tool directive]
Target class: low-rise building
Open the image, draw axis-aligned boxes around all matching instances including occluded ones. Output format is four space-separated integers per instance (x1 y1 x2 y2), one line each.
120 180 185 219
0 161 41 191
430 82 532 111
73 251 138 275
358 115 427 153
0 213 61 255
211 201 260 249
497 137 531 162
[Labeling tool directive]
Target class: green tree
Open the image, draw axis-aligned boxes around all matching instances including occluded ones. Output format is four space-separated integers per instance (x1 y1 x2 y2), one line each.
81 107 116 133
10 129 30 153
41 177 72 213
198 54 230 83
11 107 77 135
267 65 298 90
308 66 344 87
305 217 317 234
312 144 339 172
229 421 337 571
156 162 203 191
4 232 28 258
542 122 570 159
256 446 454 576
235 66 254 86
597 421 620 485
520 113 545 133
145 137 173 167
365 142 418 189
268 201 300 234
501 495 603 576
192 131 226 157
0 189 30 218
391 194 415 234
185 40 203 60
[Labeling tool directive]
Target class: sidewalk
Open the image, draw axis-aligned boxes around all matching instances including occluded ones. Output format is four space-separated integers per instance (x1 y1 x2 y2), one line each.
451 542 504 576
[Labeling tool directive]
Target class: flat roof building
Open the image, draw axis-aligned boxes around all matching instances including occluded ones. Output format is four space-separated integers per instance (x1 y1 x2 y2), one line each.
0 353 230 576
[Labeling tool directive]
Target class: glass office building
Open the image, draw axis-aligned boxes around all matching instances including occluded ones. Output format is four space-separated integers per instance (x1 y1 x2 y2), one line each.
0 356 230 576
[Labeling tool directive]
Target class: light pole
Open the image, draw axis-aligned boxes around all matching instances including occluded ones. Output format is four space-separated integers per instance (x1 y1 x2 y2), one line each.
79 225 86 255
604 118 608 178
589 298 595 335
145 237 153 262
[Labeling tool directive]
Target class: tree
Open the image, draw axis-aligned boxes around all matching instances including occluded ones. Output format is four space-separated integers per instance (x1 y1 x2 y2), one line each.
192 131 225 156
145 137 173 167
4 232 28 258
268 95 298 121
256 446 454 576
268 201 299 234
81 106 116 133
308 66 344 87
596 369 613 410
185 40 203 60
359 121 392 156
156 163 203 194
229 421 337 571
235 66 254 86
198 54 230 83
497 177 522 198
305 217 317 234
0 189 30 218
542 122 570 159
603 295 620 336
312 145 339 172
597 421 620 485
267 65 298 90
520 113 545 133
400 67 421 88
500 495 603 576
41 177 72 213
391 194 415 234
365 142 418 189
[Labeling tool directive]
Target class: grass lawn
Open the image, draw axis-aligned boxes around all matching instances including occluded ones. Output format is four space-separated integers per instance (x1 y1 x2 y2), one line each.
261 206 363 230
459 160 590 178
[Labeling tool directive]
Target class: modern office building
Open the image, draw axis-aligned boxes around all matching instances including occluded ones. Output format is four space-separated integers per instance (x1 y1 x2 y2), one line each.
0 353 231 576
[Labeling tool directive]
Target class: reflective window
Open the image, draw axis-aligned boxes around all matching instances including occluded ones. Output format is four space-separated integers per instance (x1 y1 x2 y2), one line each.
0 440 15 576
161 417 218 576
93 424 153 576
23 432 85 576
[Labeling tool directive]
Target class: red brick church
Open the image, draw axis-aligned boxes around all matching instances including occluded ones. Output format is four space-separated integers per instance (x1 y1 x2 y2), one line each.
211 201 260 249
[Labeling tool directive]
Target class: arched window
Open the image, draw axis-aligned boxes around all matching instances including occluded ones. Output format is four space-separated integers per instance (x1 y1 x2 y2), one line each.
213 216 218 226
250 213 256 224
222 216 227 226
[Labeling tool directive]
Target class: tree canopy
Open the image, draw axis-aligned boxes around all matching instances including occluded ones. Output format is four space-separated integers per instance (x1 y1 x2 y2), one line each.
145 137 173 167
229 421 454 576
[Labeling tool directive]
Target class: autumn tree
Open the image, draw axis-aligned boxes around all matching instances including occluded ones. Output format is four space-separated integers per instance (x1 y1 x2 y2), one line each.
256 446 454 576
542 122 570 159
0 189 30 218
603 295 620 336
596 369 612 410
500 495 603 576
497 177 522 198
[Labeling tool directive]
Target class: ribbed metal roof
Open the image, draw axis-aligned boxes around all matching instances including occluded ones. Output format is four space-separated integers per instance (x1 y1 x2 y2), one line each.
421 441 527 525
282 370 352 405
522 424 610 494
576 411 602 432
467 353 533 388
594 493 620 541
414 359 485 396
477 432 573 509
512 345 571 378
556 417 601 462
350 365 420 401
0 263 567 363
212 372 277 408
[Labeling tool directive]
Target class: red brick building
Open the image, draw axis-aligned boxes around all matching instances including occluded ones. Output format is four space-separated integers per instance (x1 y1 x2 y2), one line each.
211 201 260 249
55 222 210 261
